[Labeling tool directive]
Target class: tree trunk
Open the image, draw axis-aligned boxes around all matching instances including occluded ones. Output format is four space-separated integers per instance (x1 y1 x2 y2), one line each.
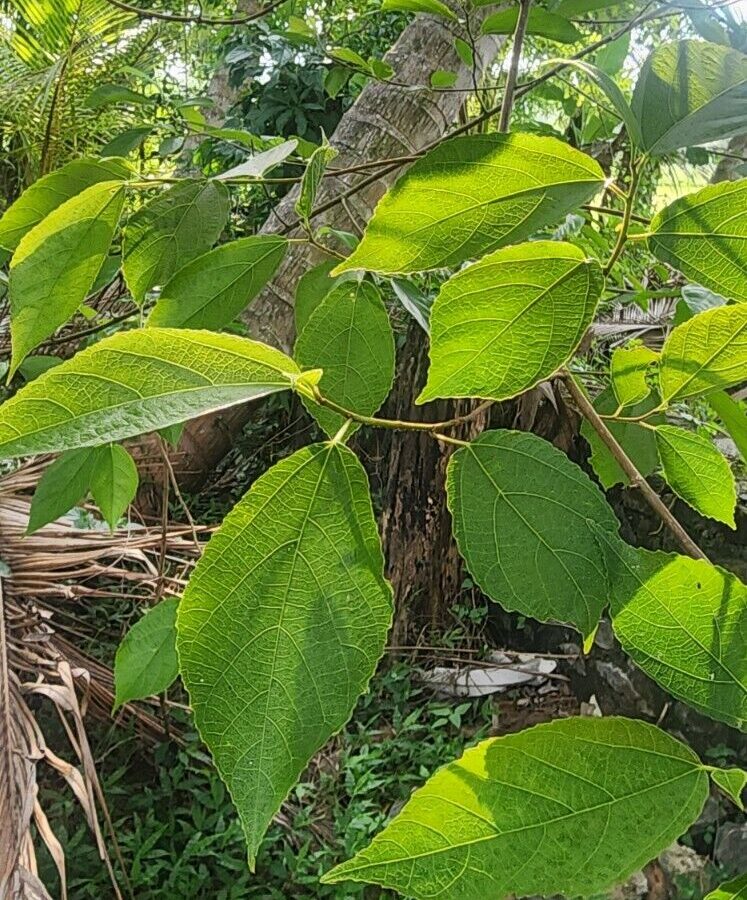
173 17 502 485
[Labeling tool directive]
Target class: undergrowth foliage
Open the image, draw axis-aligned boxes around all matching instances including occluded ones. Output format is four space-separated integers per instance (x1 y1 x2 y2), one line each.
1 4 746 896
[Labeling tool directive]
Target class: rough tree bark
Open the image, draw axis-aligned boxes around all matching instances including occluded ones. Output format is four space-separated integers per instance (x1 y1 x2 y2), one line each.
174 16 502 481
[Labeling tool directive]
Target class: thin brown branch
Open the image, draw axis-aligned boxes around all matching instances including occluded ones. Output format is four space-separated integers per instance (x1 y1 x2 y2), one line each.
562 371 707 561
104 0 286 24
498 0 532 132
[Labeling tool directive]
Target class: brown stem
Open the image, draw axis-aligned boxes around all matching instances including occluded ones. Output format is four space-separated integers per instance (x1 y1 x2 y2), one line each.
498 0 532 132
562 371 706 561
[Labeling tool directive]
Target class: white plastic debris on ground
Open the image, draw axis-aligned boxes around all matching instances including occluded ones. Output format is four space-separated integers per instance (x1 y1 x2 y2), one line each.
423 651 556 698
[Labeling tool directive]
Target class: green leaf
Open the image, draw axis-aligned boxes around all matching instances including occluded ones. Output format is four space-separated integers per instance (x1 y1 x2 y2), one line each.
0 157 131 252
554 0 622 14
390 277 432 332
328 47 371 73
0 328 300 458
648 179 747 303
101 127 152 158
430 69 458 88
18 355 63 381
655 425 736 527
382 0 457 20
323 716 709 897
595 31 630 75
85 83 149 108
454 37 473 68
294 260 340 334
709 768 746 811
582 389 662 489
122 180 230 303
89 443 139 529
631 40 747 156
295 281 395 436
659 304 747 403
9 181 125 376
706 874 747 900
332 133 605 275
600 535 747 729
217 141 299 181
295 139 338 227
177 443 393 865
418 241 603 403
708 390 747 462
610 345 658 408
447 430 620 638
113 597 180 711
27 448 97 534
148 236 288 331
482 8 581 43
546 58 642 145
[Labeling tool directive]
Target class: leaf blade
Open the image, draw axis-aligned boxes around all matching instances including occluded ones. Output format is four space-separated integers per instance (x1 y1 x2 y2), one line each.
89 444 139 529
177 443 393 864
419 241 603 403
323 717 709 898
0 328 300 458
148 236 288 331
332 133 605 275
447 429 620 638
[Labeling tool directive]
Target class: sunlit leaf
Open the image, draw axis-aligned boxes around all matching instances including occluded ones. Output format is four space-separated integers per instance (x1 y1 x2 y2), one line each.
659 304 747 403
655 425 736 527
9 181 125 375
599 534 747 730
332 133 605 275
0 157 130 252
323 717 709 898
177 443 393 865
215 140 298 180
419 241 603 403
382 0 457 20
610 345 658 409
482 8 581 43
706 874 747 900
648 179 747 303
0 329 300 458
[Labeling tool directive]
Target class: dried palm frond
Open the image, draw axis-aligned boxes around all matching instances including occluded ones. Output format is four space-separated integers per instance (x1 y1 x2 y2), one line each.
591 297 678 348
0 458 206 898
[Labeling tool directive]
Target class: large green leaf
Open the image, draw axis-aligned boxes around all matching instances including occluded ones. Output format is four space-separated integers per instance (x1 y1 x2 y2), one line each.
9 181 125 376
148 236 288 331
631 40 747 156
122 180 230 303
177 443 393 865
332 134 605 275
89 443 139 529
323 717 709 898
0 329 300 458
482 8 581 43
295 281 395 436
599 535 747 730
114 597 180 711
610 345 658 409
419 241 603 403
0 157 131 252
655 425 736 527
659 304 747 403
648 180 747 303
294 260 340 335
447 430 620 638
582 389 662 489
27 448 97 534
706 873 747 900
